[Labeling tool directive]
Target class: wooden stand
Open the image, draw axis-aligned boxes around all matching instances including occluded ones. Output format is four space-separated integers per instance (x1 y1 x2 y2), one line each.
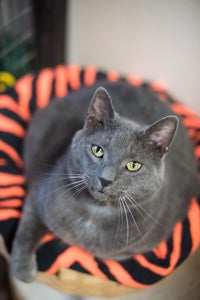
37 247 200 299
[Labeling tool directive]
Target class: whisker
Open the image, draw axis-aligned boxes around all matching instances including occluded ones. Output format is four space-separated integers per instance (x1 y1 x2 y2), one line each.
39 172 84 178
125 193 166 230
125 194 148 223
36 161 84 176
72 185 87 198
66 184 87 204
121 197 129 247
56 181 85 204
37 162 58 168
123 196 144 243
40 176 84 185
45 180 86 213
114 197 123 242
40 179 85 201
66 180 86 193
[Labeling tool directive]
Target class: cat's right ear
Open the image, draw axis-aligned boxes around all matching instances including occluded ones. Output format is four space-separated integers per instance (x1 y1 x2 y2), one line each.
141 116 179 157
85 87 115 129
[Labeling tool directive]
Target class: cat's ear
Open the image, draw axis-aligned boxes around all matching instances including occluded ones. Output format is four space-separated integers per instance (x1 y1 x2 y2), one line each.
85 87 115 129
141 116 179 156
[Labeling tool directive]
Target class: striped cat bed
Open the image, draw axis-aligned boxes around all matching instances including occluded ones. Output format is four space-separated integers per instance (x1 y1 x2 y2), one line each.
0 65 200 289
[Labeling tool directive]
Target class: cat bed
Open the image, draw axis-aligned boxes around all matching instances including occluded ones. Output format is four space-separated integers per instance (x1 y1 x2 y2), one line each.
0 65 200 293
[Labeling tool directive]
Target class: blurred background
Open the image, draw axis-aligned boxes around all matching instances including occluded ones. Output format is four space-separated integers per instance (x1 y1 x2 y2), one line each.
0 0 199 112
0 0 199 299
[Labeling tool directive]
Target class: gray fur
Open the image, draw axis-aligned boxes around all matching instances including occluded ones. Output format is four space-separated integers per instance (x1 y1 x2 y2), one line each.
10 81 199 282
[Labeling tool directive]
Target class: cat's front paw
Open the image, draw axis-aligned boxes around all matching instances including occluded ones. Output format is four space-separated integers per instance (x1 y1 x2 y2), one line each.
10 254 37 283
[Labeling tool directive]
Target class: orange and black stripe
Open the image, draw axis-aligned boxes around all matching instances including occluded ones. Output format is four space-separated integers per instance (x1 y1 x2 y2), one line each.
0 65 200 287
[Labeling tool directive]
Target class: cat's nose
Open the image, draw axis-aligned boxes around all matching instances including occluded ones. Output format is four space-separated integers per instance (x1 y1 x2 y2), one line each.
99 177 112 188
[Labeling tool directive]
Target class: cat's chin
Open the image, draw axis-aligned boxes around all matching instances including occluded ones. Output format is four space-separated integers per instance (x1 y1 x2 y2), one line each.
88 188 119 204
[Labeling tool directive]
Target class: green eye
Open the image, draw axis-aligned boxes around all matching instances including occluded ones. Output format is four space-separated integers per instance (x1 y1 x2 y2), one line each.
91 144 104 158
126 161 142 172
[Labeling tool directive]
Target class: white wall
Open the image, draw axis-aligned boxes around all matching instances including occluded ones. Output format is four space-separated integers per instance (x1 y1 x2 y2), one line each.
67 0 200 113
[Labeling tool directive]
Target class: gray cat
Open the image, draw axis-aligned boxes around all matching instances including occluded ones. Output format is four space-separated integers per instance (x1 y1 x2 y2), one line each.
10 81 199 282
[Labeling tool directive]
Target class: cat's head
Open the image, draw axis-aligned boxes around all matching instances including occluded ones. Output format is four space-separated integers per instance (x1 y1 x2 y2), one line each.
69 87 178 205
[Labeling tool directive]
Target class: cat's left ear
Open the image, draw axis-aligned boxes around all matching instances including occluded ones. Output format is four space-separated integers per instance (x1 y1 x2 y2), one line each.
85 87 115 129
141 116 179 157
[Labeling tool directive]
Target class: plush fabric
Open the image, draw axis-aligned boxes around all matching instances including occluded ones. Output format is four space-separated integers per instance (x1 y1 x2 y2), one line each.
0 65 199 288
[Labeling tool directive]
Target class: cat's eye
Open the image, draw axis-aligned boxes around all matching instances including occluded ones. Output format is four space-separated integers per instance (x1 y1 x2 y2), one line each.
126 161 142 172
91 144 104 158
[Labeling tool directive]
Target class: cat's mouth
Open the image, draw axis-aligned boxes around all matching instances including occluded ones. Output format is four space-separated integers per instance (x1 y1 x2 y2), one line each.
88 188 118 203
